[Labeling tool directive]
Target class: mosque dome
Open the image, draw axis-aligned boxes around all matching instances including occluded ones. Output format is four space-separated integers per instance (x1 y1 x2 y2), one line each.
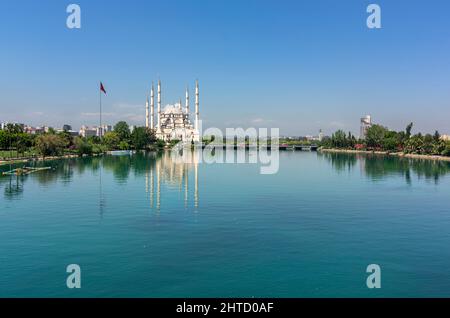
162 104 183 115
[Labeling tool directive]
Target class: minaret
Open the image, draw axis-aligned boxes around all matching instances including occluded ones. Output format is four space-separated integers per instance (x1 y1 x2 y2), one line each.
150 82 154 129
145 95 149 128
179 98 182 110
185 86 189 116
157 79 161 130
195 80 199 131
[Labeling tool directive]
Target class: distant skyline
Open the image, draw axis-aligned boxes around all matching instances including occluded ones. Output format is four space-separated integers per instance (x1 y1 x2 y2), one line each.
1 0 450 136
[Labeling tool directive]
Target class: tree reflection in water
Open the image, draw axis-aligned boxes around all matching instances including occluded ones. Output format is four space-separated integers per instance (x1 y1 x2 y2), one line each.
319 152 450 184
3 175 24 200
0 150 200 208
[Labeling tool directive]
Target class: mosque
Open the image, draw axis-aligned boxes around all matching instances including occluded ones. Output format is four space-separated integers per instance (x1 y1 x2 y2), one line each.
145 80 200 143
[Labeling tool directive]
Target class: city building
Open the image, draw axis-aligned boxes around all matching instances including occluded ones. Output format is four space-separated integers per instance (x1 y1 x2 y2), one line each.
360 115 372 139
305 130 324 142
318 129 324 142
79 125 98 138
43 126 53 133
24 126 45 134
145 80 200 143
441 134 450 141
102 125 112 133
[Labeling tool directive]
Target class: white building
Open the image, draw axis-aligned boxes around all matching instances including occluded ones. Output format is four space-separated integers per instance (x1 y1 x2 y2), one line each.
79 125 97 138
360 115 372 139
441 134 450 141
145 80 200 143
319 129 324 141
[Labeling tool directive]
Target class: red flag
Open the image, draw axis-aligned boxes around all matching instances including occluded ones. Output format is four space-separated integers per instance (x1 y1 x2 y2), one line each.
100 82 107 95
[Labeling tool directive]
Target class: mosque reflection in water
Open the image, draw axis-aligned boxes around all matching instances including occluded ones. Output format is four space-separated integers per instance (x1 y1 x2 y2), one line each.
145 149 199 210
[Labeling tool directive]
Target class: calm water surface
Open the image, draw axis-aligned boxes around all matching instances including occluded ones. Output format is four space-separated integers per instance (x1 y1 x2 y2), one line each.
1 151 450 297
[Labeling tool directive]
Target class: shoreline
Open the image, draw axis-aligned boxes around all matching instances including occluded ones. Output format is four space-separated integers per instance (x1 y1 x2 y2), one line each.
319 148 450 162
0 149 163 167
0 153 100 167
3 148 450 166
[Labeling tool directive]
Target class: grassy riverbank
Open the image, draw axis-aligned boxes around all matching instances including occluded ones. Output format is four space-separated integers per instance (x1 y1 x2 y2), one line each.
319 148 450 162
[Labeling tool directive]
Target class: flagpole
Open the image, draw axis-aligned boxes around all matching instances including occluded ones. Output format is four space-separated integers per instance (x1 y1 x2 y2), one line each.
99 81 102 139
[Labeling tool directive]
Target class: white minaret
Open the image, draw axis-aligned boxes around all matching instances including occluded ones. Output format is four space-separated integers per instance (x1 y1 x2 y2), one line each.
145 95 149 128
157 79 161 130
185 86 189 116
150 82 155 129
179 98 182 110
195 80 199 131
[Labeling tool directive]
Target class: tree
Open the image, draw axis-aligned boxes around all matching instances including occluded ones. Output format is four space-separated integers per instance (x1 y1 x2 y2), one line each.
5 123 23 134
433 131 441 142
0 130 9 149
404 134 424 154
422 134 435 155
114 121 130 142
73 137 93 156
131 127 155 150
103 131 121 150
118 141 130 150
35 134 66 157
57 131 73 148
15 133 33 155
365 124 388 149
442 142 450 157
405 122 413 138
382 130 399 151
331 130 348 148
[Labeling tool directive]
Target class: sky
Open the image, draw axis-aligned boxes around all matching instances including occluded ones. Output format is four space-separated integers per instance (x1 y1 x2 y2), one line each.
0 0 449 136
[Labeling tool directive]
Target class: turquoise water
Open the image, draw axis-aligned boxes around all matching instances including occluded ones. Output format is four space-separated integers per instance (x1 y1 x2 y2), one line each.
1 151 450 297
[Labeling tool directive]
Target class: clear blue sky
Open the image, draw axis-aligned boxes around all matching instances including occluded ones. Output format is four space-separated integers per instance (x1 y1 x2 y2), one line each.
1 0 449 136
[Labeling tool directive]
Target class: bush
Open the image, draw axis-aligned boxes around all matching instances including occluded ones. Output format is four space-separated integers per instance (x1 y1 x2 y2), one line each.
35 134 66 157
442 143 450 157
156 139 165 148
131 127 155 150
74 137 93 156
118 141 130 150
103 131 120 150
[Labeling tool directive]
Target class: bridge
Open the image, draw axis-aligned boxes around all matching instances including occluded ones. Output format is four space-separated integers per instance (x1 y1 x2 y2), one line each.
196 144 319 151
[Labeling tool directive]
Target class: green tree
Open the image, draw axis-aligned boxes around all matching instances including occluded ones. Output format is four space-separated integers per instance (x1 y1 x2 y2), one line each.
365 124 388 149
331 130 348 148
433 130 441 142
57 131 73 148
15 133 33 155
74 137 93 156
5 123 23 134
442 142 450 156
404 134 424 154
156 139 165 148
118 141 130 150
114 121 130 142
405 122 413 138
35 134 66 157
103 131 121 150
422 134 434 155
131 127 155 150
382 130 400 152
0 130 9 149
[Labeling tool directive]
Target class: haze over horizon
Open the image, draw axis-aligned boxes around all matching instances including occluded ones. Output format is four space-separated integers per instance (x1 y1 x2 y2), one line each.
1 0 449 136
